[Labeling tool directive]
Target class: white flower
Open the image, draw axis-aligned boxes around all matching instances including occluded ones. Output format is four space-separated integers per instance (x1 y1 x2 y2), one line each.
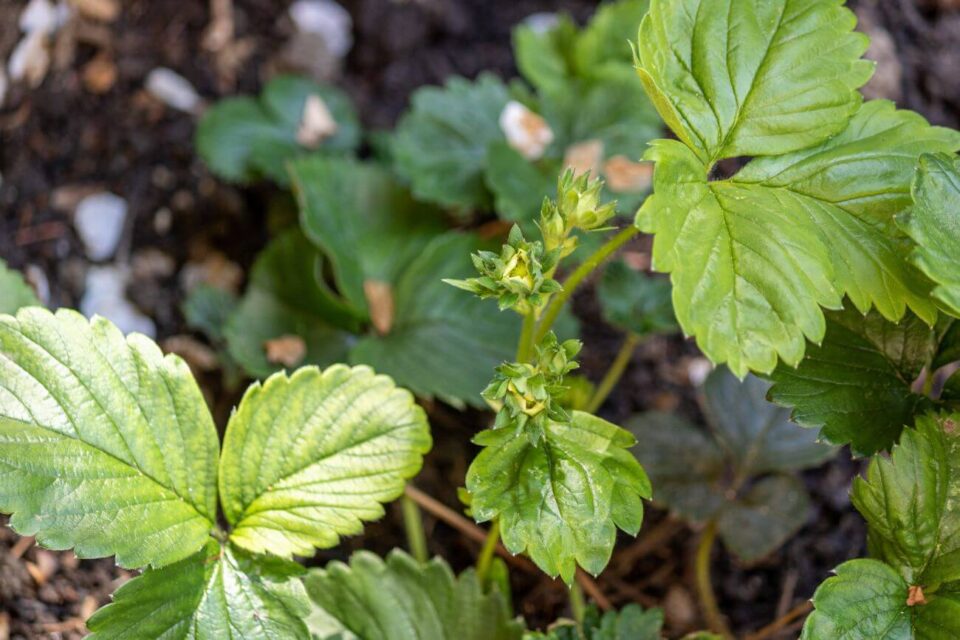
499 100 554 161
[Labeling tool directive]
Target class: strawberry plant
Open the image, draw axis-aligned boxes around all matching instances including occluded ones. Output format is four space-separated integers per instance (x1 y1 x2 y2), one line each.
0 259 39 315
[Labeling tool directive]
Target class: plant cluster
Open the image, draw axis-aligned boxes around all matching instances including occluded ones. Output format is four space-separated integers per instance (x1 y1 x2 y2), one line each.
2 0 960 637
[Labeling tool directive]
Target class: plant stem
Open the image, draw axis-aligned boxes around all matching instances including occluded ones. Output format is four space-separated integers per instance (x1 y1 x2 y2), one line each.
536 226 639 342
517 312 537 362
586 333 640 413
570 581 587 624
476 519 501 584
401 492 429 563
695 520 733 639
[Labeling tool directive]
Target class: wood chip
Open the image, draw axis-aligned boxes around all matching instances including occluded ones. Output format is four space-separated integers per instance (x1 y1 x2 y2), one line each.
80 595 98 620
264 335 307 367
363 280 395 335
0 612 8 640
82 52 117 94
69 0 120 22
24 561 46 586
163 335 220 372
10 535 35 559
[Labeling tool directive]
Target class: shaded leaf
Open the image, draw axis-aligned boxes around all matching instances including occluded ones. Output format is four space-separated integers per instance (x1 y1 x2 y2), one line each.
467 411 651 582
393 74 510 211
485 141 557 226
87 541 311 639
220 365 431 558
0 308 219 569
716 475 810 563
306 550 523 640
597 259 677 338
182 284 237 344
0 260 39 315
197 75 359 184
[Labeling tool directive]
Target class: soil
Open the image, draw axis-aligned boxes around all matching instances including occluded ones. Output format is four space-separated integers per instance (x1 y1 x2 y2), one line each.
0 0 957 638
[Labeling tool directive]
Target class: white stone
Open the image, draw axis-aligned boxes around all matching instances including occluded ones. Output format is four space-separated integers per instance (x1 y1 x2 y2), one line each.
499 100 554 161
74 192 127 260
687 357 714 387
80 267 156 338
19 0 69 35
523 12 559 35
145 68 201 113
289 0 352 58
8 31 50 87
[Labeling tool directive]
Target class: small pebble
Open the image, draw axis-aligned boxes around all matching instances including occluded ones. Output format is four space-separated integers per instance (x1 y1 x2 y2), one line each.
8 31 51 87
145 67 201 113
19 0 69 35
288 0 353 57
80 267 156 338
74 192 127 261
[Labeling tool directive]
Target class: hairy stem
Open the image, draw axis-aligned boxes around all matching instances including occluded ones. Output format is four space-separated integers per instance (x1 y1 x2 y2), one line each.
476 519 501 584
570 581 587 624
695 520 733 639
517 312 537 362
586 333 640 413
401 492 429 563
536 226 639 342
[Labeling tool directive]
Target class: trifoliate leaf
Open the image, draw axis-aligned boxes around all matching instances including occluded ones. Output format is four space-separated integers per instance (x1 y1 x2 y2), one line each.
623 412 727 523
0 260 39 314
636 0 872 165
467 410 651 583
903 153 960 316
702 367 834 475
224 230 353 378
802 559 911 640
305 550 524 640
716 475 811 563
768 308 937 455
597 259 677 338
0 308 219 569
196 75 359 185
350 233 522 408
290 155 446 314
86 541 312 639
637 139 842 376
393 74 510 211
219 365 431 558
182 284 237 344
853 413 960 586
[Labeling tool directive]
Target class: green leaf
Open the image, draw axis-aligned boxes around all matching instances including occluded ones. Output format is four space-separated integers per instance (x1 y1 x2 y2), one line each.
590 603 663 640
467 410 651 582
598 259 677 338
716 475 810 563
768 308 935 455
574 0 650 74
853 413 960 585
0 308 219 569
513 16 580 95
913 584 960 639
624 412 727 523
702 367 834 475
393 74 510 211
350 233 522 408
182 284 238 344
484 141 557 225
305 550 524 640
0 260 39 315
637 139 842 376
290 155 446 314
635 0 872 165
802 559 911 640
197 75 359 185
224 230 353 378
903 153 960 316
219 365 431 558
86 540 312 639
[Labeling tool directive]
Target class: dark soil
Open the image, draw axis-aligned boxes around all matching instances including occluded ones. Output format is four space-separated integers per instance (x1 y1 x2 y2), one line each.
0 0 957 638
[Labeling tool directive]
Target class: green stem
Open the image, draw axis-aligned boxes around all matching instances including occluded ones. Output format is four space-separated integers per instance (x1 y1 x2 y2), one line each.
401 492 429 563
570 581 587 624
695 520 733 639
536 226 639 342
517 312 537 362
476 519 501 584
586 333 640 413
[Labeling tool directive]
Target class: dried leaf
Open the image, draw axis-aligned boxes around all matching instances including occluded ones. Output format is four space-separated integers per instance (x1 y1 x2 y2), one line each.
563 139 604 178
263 334 307 367
363 280 394 335
603 155 653 193
296 93 338 148
499 100 554 161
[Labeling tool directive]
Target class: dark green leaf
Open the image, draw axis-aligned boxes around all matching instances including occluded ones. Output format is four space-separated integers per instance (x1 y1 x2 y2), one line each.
597 259 677 338
393 74 510 211
197 75 359 185
290 155 446 313
182 284 238 343
305 550 524 640
716 475 810 563
0 260 39 315
485 141 557 226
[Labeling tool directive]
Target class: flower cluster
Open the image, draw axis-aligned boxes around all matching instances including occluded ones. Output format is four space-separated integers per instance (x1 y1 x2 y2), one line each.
483 332 581 443
444 225 561 315
540 170 617 258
